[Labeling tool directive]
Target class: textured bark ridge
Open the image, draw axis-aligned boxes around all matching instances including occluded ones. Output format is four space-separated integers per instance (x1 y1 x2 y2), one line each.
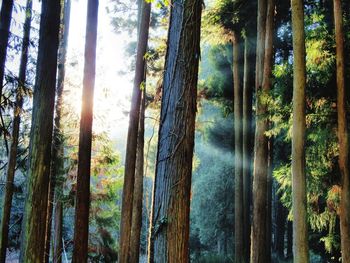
20 0 61 262
72 0 98 262
333 0 350 261
291 0 309 262
148 0 202 261
0 1 32 262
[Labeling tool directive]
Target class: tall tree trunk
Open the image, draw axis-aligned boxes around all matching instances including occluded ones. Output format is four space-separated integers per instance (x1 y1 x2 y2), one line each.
233 30 244 263
291 0 309 262
72 0 98 262
263 1 274 261
251 0 268 261
53 3 71 263
333 0 350 261
0 1 32 262
119 0 151 261
44 1 71 262
20 0 61 261
130 89 146 263
242 26 255 263
147 0 202 261
0 0 13 102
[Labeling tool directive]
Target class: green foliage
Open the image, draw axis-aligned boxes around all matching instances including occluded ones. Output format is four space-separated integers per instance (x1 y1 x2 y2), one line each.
199 44 233 100
202 0 256 44
191 101 234 259
271 5 342 259
202 0 235 42
88 140 124 262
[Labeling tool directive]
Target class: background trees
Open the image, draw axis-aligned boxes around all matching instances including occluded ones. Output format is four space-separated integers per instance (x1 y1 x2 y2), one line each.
118 0 151 261
0 1 32 262
0 0 350 262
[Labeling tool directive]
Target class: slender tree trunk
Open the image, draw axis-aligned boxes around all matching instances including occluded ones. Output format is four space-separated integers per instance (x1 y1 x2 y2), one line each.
251 0 268 261
119 0 151 261
263 1 274 261
251 1 267 261
0 0 13 102
53 3 71 263
233 30 244 263
333 0 350 261
0 1 32 262
242 24 256 263
130 89 146 263
72 1 98 262
44 1 71 262
147 0 202 261
20 0 61 261
291 0 309 262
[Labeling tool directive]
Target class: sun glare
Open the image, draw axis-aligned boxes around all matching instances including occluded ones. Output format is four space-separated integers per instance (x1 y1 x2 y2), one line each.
65 0 134 138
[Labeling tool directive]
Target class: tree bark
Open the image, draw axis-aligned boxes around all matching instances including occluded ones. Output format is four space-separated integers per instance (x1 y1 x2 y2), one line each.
233 30 244 263
20 0 61 262
333 0 350 262
53 3 71 263
44 1 71 262
0 0 13 103
0 1 32 262
263 1 274 260
130 89 146 263
251 0 269 261
251 2 267 262
147 0 202 261
255 0 267 90
242 27 255 263
118 0 151 261
291 0 309 262
72 1 98 262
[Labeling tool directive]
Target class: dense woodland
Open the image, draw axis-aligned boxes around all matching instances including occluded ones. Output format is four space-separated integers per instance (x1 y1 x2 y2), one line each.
0 0 350 262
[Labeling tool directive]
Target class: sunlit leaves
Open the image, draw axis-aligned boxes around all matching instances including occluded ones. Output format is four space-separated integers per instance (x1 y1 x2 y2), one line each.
306 39 334 79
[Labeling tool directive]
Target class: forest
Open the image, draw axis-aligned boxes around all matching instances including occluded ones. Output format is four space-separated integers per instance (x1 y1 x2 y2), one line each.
0 0 350 262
